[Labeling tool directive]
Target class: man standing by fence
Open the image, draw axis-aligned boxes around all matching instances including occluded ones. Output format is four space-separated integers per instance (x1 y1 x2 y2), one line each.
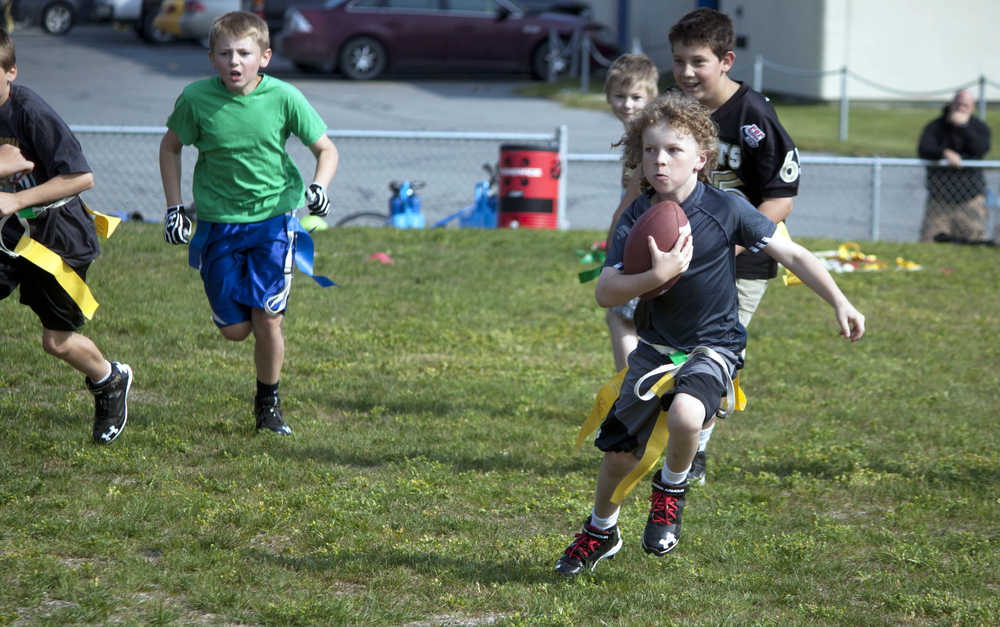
917 89 992 243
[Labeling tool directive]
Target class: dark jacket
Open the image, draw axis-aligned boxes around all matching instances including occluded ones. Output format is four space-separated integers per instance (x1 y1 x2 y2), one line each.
918 105 991 202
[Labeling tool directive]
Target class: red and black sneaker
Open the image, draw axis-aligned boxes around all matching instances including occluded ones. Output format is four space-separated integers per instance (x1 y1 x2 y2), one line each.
555 516 622 577
641 475 688 556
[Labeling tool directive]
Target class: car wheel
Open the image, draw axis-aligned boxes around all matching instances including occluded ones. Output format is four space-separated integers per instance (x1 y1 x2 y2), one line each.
41 2 74 35
531 39 569 80
338 36 387 81
139 11 174 44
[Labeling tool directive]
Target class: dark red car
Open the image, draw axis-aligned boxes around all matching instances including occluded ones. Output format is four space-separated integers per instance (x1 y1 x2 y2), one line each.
275 0 616 80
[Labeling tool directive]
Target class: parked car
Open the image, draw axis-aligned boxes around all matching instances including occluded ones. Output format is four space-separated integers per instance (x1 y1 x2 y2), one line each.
240 0 326 34
153 0 237 45
275 0 616 80
11 0 97 35
514 0 591 16
96 0 175 43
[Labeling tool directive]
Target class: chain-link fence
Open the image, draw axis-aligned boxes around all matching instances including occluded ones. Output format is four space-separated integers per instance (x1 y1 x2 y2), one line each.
73 126 1000 242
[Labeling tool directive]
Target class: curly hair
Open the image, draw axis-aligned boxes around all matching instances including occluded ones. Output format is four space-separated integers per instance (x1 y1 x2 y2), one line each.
618 91 719 194
210 11 270 54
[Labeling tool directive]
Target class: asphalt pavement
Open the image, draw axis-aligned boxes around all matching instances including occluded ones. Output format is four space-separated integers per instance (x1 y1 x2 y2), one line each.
15 24 625 229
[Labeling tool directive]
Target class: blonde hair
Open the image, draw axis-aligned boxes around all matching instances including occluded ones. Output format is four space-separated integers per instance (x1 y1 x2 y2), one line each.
619 91 718 193
209 11 270 54
604 53 658 100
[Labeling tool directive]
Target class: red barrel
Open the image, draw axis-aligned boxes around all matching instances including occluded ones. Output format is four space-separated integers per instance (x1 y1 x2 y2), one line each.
498 144 560 229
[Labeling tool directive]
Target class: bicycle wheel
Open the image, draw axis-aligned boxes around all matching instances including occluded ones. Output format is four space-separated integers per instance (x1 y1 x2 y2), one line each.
335 212 390 227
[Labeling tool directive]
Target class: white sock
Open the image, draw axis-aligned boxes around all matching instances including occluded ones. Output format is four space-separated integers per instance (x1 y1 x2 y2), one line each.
92 361 113 385
589 507 620 530
660 462 691 485
698 424 714 452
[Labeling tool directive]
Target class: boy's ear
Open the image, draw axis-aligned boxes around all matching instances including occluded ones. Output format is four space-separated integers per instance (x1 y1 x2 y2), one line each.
720 50 735 74
694 150 708 172
259 47 273 68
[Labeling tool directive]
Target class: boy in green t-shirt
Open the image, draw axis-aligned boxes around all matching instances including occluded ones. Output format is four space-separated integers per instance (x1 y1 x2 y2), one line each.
158 11 338 435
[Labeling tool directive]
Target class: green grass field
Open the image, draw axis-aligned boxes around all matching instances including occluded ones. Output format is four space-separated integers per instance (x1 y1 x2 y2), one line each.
519 82 1000 159
1 225 997 624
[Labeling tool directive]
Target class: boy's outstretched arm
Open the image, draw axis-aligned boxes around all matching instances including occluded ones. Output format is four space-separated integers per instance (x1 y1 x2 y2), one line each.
765 236 866 342
159 130 183 208
0 171 94 218
158 130 192 244
308 134 338 189
595 233 692 308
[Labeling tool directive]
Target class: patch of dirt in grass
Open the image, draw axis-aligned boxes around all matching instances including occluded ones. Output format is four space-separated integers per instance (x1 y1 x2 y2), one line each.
404 612 511 626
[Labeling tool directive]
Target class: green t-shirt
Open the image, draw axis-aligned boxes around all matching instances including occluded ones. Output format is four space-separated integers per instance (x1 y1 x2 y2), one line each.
167 75 327 223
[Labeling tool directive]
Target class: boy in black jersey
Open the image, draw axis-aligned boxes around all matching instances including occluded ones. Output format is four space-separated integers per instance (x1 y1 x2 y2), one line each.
667 7 801 484
0 31 133 444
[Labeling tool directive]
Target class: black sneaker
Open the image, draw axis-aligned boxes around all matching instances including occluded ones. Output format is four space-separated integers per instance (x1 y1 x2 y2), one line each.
555 516 622 577
255 395 291 435
641 475 687 556
87 362 132 444
688 450 707 485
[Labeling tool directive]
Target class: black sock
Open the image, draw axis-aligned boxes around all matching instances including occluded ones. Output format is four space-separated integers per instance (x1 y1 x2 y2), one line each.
257 380 279 399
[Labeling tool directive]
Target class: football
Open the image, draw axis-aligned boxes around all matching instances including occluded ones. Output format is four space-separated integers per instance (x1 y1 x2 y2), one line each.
622 200 690 300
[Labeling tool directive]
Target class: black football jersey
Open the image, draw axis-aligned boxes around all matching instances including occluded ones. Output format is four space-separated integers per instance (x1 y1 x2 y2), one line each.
0 85 98 267
711 82 799 279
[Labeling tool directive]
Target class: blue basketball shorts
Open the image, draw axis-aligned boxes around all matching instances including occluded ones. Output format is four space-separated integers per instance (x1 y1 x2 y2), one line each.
196 214 296 327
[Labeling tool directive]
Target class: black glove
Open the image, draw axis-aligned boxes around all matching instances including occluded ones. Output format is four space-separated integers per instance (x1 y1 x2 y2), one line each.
163 204 192 245
304 183 330 217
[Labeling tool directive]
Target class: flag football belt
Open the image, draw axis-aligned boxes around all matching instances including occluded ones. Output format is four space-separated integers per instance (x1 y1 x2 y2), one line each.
0 198 121 319
187 214 336 288
573 342 746 505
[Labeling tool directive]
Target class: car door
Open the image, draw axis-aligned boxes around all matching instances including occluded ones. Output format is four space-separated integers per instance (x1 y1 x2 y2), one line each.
442 0 538 70
347 0 450 66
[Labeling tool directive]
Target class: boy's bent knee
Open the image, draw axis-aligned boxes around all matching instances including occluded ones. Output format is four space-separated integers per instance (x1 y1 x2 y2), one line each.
667 393 706 434
219 322 252 341
41 330 71 357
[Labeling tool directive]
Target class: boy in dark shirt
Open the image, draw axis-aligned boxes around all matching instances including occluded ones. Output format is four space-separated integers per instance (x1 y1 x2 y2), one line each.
0 30 132 444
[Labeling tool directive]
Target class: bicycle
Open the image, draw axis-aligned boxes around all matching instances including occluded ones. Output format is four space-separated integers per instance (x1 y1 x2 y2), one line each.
432 163 498 229
335 180 426 228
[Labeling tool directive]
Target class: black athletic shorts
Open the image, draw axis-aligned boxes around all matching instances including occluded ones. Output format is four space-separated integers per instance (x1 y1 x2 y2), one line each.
0 255 89 331
594 343 731 455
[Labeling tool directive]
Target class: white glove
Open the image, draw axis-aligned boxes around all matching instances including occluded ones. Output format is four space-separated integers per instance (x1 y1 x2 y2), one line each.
163 204 192 245
305 183 330 217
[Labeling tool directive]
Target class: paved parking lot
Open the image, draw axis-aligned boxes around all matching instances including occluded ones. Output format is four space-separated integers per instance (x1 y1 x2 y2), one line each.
15 24 625 228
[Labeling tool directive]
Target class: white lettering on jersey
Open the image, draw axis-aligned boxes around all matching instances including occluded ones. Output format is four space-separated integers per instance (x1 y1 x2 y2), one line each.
717 140 742 171
710 169 747 199
779 149 801 183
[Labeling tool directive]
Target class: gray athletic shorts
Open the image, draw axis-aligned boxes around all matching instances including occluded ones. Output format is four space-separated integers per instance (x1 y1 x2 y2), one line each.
594 341 739 456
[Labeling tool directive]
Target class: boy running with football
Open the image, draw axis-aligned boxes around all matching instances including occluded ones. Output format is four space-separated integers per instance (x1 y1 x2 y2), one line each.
158 11 338 435
554 92 864 577
607 8 802 484
602 53 659 373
